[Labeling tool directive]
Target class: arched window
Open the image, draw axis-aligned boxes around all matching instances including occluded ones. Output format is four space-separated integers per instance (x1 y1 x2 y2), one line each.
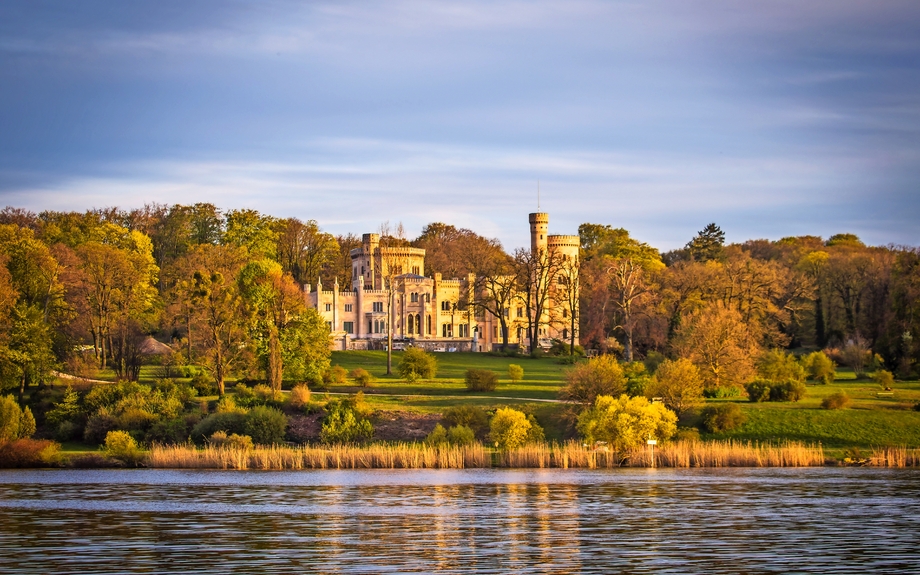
416 314 422 336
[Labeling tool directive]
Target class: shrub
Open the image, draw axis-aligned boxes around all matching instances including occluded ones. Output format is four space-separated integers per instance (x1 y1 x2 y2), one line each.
323 365 348 385
146 417 191 444
243 406 288 445
558 355 627 407
54 420 81 442
442 405 489 437
208 431 254 450
320 398 373 443
745 379 806 402
822 392 851 410
233 383 257 406
447 424 477 446
745 380 773 403
873 370 895 389
102 430 144 466
675 427 701 442
623 362 652 397
216 395 246 414
575 394 677 451
757 349 806 383
45 386 84 430
489 407 533 450
191 371 216 396
83 410 120 444
398 348 438 381
191 411 247 443
770 380 807 402
425 423 449 445
700 403 747 433
802 351 836 384
508 364 524 383
703 386 742 398
465 369 499 392
349 368 374 387
289 384 312 409
644 358 704 416
548 339 584 357
0 439 62 468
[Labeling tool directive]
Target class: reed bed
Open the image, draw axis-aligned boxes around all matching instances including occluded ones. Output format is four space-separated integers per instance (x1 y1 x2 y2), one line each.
148 443 489 470
869 446 920 467
499 440 826 468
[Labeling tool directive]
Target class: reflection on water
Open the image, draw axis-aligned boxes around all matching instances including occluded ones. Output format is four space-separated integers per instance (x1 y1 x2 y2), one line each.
1 468 919 574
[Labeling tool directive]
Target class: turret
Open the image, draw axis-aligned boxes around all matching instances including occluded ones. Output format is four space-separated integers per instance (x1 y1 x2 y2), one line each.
529 212 549 254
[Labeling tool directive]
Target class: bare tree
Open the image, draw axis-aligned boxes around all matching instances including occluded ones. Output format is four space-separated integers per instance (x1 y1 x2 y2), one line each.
514 246 563 354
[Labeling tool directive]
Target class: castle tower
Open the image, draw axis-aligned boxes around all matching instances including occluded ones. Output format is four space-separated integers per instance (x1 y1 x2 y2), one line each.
529 212 549 254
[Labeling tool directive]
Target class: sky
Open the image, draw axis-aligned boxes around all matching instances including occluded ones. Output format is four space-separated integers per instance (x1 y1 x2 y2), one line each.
1 0 918 252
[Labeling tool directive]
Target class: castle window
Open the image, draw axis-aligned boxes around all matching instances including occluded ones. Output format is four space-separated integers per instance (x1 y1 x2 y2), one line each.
412 266 420 275
345 304 353 312
373 302 384 312
325 304 332 312
517 307 523 318
411 292 418 303
563 328 568 340
344 322 354 334
441 301 451 311
562 308 568 318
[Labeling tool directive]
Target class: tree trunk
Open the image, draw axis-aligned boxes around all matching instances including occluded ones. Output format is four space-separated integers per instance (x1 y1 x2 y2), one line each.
386 289 394 375
268 324 283 392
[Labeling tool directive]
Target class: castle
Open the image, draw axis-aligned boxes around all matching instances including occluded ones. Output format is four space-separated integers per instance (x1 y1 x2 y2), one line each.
305 213 579 351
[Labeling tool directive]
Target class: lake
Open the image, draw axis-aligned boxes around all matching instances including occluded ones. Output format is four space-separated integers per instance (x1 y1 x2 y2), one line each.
1 468 918 574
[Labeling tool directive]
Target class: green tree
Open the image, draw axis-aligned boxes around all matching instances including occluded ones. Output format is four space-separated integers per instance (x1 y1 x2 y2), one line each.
223 209 278 260
802 351 836 384
576 394 677 452
686 223 726 262
756 349 806 383
0 394 36 441
508 364 524 383
275 218 339 286
320 397 373 443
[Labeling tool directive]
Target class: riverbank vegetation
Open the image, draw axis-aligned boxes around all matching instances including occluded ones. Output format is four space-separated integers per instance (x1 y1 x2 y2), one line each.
1 205 920 469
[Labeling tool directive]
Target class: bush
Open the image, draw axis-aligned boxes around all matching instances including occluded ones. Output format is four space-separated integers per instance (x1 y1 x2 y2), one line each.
465 369 498 392
489 407 534 450
55 420 81 442
447 424 477 446
320 398 373 443
576 395 677 452
675 427 701 442
558 355 627 407
757 349 806 383
700 403 747 433
425 423 448 445
191 411 247 443
323 365 348 385
233 383 257 406
289 384 312 409
623 362 652 397
216 395 246 414
703 386 742 398
191 371 216 396
745 379 806 402
83 410 120 444
243 406 288 445
803 351 836 384
208 431 254 450
398 348 437 381
822 392 851 410
770 380 807 402
349 368 374 387
0 439 62 468
102 430 144 466
873 370 895 389
508 364 524 383
548 339 584 357
442 405 489 437
146 417 191 444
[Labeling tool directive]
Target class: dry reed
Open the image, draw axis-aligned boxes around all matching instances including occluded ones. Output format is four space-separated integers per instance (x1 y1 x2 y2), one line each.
869 446 920 468
148 443 489 470
149 440 827 470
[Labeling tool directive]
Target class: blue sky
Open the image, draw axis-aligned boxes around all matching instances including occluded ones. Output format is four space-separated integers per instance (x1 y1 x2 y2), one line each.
1 0 918 251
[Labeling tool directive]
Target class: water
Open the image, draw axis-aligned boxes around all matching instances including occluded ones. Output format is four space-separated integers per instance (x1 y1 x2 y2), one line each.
1 468 918 574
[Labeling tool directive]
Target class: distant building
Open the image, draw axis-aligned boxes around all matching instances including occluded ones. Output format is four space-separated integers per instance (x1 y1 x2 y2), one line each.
305 212 579 351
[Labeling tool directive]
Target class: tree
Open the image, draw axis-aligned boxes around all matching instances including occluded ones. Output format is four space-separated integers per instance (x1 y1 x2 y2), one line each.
673 303 759 390
514 245 563 354
275 218 339 286
223 209 278 260
756 349 805 383
0 394 36 441
686 223 726 262
644 358 704 416
398 347 438 381
576 394 677 452
606 258 658 362
802 351 836 384
473 250 518 350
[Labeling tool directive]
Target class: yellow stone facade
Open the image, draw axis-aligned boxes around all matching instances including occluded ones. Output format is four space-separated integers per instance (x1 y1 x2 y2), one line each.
306 213 579 351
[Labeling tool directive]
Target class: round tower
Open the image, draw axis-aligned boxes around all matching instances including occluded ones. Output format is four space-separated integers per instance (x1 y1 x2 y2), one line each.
529 212 549 254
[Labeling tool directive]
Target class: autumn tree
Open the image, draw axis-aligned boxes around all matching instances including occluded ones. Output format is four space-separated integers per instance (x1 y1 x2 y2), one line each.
673 303 759 390
645 358 704 416
275 218 339 287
